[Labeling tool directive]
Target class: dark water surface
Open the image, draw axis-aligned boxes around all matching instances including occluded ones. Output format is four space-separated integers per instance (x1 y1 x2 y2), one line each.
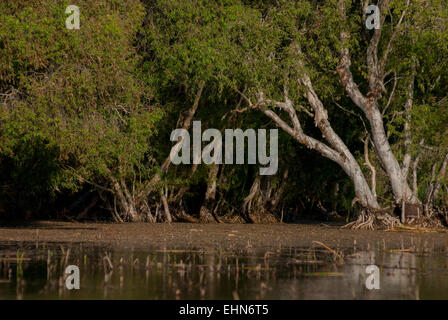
1 241 447 300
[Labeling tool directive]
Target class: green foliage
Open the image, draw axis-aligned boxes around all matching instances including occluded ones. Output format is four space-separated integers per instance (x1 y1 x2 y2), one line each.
0 0 161 211
1 0 447 220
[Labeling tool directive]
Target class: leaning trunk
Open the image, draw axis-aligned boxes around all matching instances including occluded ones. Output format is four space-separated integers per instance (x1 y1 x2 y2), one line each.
340 158 381 210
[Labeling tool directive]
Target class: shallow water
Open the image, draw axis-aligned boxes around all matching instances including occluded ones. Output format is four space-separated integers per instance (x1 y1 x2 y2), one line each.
0 242 447 299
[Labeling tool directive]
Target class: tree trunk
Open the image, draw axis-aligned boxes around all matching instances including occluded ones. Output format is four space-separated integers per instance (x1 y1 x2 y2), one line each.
269 168 289 210
426 152 448 211
368 105 418 205
161 192 172 223
238 71 380 210
345 163 380 209
107 171 140 222
199 164 220 223
248 93 380 210
136 82 205 203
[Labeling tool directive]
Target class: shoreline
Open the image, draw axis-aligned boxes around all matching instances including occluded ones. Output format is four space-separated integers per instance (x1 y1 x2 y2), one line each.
0 221 447 251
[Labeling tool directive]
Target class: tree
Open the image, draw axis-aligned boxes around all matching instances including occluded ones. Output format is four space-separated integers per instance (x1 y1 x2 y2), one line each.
1 0 446 225
143 0 448 227
0 0 162 221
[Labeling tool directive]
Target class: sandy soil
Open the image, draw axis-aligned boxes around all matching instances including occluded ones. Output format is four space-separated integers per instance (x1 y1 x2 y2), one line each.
0 220 447 251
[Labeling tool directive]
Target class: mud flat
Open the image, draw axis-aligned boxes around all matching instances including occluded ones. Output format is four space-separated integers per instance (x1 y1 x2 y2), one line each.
0 221 446 251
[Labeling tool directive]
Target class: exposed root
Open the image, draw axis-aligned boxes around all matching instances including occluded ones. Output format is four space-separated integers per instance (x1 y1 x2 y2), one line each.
405 215 445 229
342 208 401 230
199 206 219 223
247 211 280 223
376 213 402 229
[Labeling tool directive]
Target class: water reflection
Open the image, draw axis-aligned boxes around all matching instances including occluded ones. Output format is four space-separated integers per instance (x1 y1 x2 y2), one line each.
0 242 447 299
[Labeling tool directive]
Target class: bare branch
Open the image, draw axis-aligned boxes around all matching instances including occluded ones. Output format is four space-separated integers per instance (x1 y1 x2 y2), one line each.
379 0 411 79
242 85 345 166
337 33 370 113
382 71 398 116
401 60 416 178
259 106 344 164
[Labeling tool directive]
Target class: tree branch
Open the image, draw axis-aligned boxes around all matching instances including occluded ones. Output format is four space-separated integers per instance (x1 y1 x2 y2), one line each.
379 0 411 79
364 135 377 199
401 60 416 179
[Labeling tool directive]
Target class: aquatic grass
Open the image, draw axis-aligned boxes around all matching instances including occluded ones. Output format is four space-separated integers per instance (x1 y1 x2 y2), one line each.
16 251 25 281
387 248 414 253
312 241 344 263
1 241 447 299
303 272 344 277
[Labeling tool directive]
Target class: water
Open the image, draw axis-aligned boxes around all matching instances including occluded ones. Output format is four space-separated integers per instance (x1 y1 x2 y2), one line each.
0 242 447 299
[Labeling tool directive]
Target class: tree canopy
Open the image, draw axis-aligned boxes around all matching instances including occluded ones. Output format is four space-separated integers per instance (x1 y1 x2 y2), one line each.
1 0 447 227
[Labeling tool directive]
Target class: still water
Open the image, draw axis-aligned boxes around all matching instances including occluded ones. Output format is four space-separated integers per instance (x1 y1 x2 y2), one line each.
0 242 447 299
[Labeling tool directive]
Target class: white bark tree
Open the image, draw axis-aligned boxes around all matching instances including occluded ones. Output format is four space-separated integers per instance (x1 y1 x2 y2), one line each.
337 0 419 208
238 63 380 210
238 0 423 217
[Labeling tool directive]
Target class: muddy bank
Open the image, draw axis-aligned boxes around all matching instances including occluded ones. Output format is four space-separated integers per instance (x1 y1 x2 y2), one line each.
0 221 447 251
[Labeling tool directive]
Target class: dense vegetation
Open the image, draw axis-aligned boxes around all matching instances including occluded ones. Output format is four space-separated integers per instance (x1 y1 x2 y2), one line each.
1 0 447 228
